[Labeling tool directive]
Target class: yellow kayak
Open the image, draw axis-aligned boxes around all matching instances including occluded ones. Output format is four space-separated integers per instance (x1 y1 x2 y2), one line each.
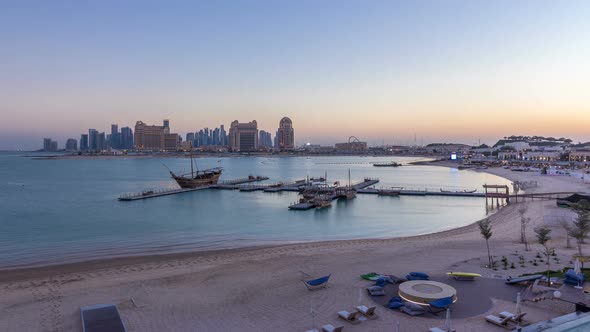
446 272 481 278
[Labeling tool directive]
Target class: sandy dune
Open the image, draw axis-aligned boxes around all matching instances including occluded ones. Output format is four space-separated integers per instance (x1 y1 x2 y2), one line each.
1 164 589 331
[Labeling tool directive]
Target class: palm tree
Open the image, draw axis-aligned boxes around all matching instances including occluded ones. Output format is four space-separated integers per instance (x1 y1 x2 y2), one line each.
478 219 493 268
571 200 590 257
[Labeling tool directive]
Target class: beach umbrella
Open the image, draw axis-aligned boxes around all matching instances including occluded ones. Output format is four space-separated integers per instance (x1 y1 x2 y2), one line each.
515 292 522 317
444 308 452 332
575 258 582 275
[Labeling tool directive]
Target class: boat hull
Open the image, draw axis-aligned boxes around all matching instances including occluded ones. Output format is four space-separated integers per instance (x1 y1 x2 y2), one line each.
172 171 222 189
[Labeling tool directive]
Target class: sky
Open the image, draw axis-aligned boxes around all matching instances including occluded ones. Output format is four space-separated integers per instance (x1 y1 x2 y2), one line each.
1 0 589 150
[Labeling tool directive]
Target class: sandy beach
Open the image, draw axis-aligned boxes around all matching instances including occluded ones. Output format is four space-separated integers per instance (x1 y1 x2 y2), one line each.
1 163 589 332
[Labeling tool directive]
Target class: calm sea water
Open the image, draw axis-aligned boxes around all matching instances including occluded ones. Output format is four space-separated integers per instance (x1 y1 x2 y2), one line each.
0 152 511 269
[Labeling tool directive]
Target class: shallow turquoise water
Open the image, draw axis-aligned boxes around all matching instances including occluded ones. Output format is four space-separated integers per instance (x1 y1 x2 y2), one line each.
0 152 510 268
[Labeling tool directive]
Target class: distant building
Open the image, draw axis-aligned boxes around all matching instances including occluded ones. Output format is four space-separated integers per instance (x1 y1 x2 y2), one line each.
186 133 195 145
134 120 178 151
43 138 59 152
259 130 272 148
164 133 179 151
276 117 295 151
570 150 590 162
98 132 106 151
228 120 258 152
65 138 78 151
80 134 89 151
88 129 99 151
220 125 227 146
110 124 119 149
425 143 471 155
335 137 367 153
43 138 52 151
120 127 133 150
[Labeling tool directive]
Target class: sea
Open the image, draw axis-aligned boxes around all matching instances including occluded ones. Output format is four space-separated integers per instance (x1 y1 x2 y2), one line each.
0 152 511 269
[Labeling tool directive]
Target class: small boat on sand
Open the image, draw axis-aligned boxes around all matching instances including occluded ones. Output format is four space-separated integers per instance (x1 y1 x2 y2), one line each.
373 162 402 167
440 189 477 193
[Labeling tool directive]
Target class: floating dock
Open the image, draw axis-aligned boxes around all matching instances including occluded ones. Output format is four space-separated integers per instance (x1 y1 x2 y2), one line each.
357 188 486 197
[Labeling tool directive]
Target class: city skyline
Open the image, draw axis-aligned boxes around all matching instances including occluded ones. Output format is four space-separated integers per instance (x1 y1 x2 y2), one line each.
2 1 590 150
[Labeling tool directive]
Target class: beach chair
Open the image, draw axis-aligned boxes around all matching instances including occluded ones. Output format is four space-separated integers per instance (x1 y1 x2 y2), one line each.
406 272 430 280
399 302 427 316
505 274 543 285
321 324 344 332
303 274 331 290
356 305 378 319
428 296 454 314
386 274 407 284
485 314 513 329
429 328 445 332
337 310 361 324
81 304 127 332
366 285 385 296
499 311 527 323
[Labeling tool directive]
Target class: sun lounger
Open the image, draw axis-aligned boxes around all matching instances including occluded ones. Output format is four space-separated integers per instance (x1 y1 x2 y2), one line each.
485 314 513 329
366 285 385 296
400 302 427 316
499 311 527 323
321 324 344 332
429 328 456 332
505 274 543 285
386 274 407 284
428 296 454 314
356 305 378 319
81 304 127 332
338 310 361 324
406 272 430 280
303 274 331 290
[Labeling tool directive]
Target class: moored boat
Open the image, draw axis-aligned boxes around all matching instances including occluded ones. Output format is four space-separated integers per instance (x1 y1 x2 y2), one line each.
169 148 223 188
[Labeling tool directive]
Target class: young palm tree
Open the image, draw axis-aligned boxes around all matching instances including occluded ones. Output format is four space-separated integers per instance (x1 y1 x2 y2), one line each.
535 227 554 282
478 219 493 268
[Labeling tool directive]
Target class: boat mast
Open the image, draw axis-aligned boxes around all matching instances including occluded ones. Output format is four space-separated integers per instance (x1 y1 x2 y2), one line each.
348 169 351 188
190 141 194 178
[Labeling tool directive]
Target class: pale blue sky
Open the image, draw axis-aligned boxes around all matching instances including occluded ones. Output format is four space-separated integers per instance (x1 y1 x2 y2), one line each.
1 1 589 149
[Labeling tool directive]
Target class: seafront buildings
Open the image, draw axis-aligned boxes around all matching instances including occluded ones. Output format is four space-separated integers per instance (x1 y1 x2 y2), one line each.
134 120 180 151
228 120 258 152
42 138 58 152
259 130 273 148
276 117 294 151
65 138 77 151
80 134 88 151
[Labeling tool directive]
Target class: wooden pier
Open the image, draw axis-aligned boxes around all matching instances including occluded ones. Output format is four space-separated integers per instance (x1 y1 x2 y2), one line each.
118 186 210 201
118 175 268 201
